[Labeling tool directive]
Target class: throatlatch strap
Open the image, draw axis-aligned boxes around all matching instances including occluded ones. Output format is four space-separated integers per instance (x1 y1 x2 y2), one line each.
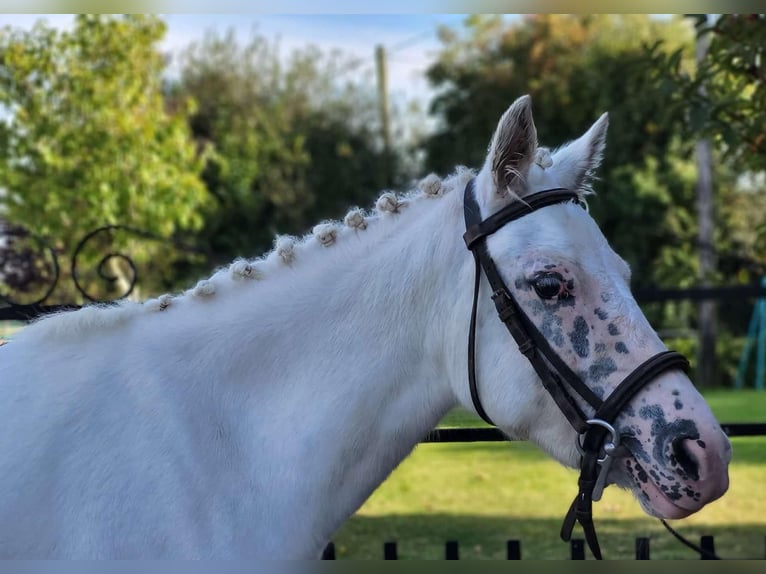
467 251 495 426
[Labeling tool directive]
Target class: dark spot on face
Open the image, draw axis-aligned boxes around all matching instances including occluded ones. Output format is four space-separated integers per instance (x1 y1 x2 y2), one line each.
592 385 605 399
674 399 683 410
601 292 611 303
658 467 676 482
594 307 609 321
528 300 546 316
566 279 574 291
666 486 683 501
615 342 629 354
639 405 701 468
540 313 565 347
557 296 576 308
608 323 620 336
568 316 590 358
588 357 617 382
544 264 556 270
672 390 680 396
526 295 582 346
594 343 606 353
696 439 706 449
639 404 664 421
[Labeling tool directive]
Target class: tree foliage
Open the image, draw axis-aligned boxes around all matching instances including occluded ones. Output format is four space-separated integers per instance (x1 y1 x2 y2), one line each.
171 30 398 265
647 15 766 279
424 14 766 384
423 15 757 288
665 15 766 173
0 15 208 301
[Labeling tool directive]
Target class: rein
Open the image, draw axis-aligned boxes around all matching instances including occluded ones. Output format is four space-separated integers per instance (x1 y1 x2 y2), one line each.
461 178 715 559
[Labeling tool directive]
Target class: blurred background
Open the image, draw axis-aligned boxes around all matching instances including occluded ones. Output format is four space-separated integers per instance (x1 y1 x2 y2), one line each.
0 13 765 558
3 13 765 387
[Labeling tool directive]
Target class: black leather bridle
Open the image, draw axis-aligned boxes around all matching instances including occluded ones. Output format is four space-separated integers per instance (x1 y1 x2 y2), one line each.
462 178 691 559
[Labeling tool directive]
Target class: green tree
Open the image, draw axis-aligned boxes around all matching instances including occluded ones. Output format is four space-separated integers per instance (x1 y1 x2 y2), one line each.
424 14 766 385
172 30 398 265
647 14 766 280
423 15 725 288
669 15 766 173
0 15 208 302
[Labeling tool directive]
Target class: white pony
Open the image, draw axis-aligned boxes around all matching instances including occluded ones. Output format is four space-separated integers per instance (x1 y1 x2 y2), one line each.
0 96 730 558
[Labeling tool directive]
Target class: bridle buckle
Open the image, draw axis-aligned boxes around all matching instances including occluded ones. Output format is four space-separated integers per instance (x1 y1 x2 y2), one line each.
576 418 620 463
576 418 622 501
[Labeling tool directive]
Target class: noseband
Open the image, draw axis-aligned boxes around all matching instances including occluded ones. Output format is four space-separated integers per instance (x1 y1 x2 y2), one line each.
462 178 690 559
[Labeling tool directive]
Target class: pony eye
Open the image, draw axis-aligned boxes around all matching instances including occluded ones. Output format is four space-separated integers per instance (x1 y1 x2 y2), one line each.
532 274 563 299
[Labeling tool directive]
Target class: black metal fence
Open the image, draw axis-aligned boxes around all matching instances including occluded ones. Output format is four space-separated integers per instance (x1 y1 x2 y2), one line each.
4 282 766 322
0 223 206 318
320 535 744 559
2 223 766 318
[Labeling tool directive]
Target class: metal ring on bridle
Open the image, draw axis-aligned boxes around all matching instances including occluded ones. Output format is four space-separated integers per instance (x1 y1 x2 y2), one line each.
576 418 620 463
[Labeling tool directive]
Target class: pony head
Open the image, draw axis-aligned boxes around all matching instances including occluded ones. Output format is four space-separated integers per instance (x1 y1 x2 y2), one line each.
462 95 731 519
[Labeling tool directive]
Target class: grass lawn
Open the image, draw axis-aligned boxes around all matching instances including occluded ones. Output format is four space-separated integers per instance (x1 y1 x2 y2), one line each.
332 389 766 560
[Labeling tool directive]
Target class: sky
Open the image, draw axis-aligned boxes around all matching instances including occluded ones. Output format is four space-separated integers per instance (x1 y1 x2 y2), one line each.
0 14 487 109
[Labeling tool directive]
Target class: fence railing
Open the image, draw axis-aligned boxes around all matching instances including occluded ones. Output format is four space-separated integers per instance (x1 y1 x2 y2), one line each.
0 223 206 316
422 422 766 443
4 283 766 322
1 221 766 320
321 534 753 559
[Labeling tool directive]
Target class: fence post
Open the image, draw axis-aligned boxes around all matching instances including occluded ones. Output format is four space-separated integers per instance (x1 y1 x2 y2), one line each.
321 542 336 559
571 539 585 560
635 537 650 559
383 541 398 559
700 535 715 560
445 540 459 559
507 539 521 560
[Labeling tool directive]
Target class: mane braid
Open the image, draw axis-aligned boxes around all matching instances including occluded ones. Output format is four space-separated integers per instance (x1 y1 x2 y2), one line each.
24 170 477 341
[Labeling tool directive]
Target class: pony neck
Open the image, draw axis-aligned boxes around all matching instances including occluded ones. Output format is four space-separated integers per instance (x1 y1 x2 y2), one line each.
228 178 472 556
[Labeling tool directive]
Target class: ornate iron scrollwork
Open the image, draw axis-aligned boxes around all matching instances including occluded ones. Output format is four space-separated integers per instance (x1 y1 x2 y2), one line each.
0 223 60 307
70 225 156 302
0 223 206 321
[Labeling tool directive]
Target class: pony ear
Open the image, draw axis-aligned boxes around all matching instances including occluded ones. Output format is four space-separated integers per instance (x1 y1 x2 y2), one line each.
550 112 609 194
477 95 538 207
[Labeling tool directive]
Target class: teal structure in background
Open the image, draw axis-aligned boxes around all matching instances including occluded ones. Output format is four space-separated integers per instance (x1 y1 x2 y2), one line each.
735 277 766 391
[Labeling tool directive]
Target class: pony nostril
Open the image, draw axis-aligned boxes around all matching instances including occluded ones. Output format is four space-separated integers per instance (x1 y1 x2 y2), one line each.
671 438 700 481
